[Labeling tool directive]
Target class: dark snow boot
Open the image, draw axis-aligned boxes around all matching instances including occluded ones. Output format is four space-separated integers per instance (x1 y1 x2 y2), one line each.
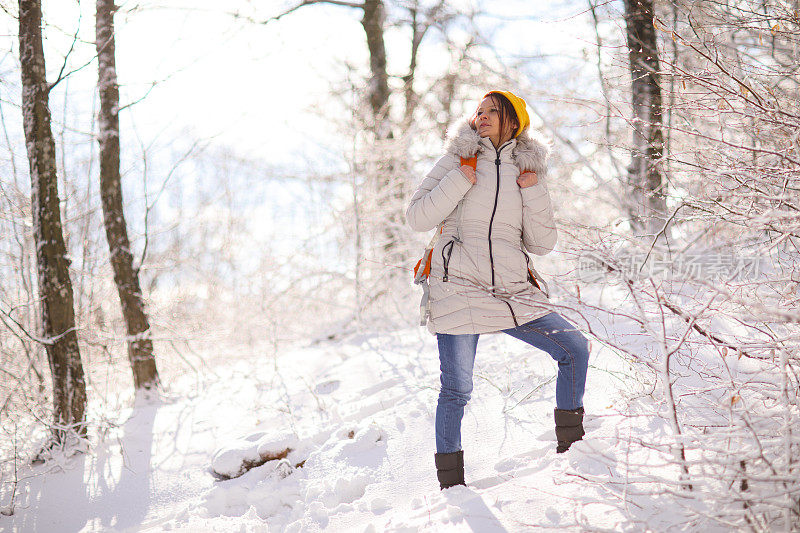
554 406 585 453
434 450 465 489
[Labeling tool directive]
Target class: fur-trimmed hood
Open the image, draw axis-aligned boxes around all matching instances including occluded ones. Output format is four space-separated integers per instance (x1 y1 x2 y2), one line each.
444 119 551 176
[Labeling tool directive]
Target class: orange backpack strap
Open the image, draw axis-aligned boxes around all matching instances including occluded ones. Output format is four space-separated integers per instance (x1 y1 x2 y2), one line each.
461 154 535 175
413 226 443 282
422 249 433 277
527 268 542 291
413 249 434 278
413 225 443 326
460 155 477 171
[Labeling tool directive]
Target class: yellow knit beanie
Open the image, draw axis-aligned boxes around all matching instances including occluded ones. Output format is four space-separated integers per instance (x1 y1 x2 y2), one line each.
484 90 530 138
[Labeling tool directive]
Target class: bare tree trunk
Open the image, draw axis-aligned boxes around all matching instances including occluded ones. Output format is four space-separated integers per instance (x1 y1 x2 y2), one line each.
361 0 403 259
18 0 87 441
362 0 390 138
401 1 443 129
96 0 160 390
623 0 668 239
266 1 423 259
662 347 692 490
779 347 793 531
401 4 421 129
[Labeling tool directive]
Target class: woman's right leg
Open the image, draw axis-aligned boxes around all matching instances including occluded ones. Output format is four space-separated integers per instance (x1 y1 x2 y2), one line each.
435 332 479 453
502 312 590 452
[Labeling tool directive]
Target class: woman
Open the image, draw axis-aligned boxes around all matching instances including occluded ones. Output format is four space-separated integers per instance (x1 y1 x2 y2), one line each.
406 90 590 490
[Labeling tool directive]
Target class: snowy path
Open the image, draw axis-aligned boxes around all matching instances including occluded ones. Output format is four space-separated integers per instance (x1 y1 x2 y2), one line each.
1 322 686 532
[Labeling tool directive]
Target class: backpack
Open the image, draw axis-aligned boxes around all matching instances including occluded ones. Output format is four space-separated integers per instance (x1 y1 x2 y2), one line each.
412 155 549 326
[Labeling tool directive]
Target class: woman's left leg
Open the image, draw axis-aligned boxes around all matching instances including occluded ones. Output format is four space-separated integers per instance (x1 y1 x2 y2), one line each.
435 332 480 454
502 312 590 451
434 332 479 489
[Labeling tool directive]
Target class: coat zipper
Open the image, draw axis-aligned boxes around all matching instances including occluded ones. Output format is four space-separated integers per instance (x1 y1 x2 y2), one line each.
441 239 455 282
488 141 519 327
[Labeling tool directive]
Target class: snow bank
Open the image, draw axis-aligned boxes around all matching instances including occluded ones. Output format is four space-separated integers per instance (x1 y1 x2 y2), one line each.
3 285 794 532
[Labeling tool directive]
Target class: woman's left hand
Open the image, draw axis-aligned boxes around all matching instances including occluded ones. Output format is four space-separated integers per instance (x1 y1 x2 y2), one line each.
517 171 538 188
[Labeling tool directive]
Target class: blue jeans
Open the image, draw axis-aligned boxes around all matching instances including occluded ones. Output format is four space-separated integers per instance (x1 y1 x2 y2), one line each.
435 312 590 453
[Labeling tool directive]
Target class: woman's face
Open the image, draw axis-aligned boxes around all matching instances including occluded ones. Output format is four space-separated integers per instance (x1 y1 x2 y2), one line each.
474 96 514 146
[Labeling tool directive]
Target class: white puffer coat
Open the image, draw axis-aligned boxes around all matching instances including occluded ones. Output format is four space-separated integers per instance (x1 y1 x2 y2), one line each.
407 121 557 334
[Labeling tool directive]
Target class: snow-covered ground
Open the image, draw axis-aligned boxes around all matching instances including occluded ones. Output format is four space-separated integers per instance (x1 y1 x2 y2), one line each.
0 314 662 531
1 284 788 532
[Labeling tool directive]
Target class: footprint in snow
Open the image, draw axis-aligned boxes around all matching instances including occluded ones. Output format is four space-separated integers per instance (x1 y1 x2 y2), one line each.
314 380 340 395
536 428 555 441
545 506 561 525
494 457 522 473
474 453 554 489
493 447 548 473
358 377 403 396
370 497 390 513
568 444 620 477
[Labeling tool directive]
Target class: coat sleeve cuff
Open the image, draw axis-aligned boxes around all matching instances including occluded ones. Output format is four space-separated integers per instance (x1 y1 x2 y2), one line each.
440 167 474 198
520 181 548 203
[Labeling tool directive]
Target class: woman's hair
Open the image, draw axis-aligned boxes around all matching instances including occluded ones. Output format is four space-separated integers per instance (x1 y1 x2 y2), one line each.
470 92 520 139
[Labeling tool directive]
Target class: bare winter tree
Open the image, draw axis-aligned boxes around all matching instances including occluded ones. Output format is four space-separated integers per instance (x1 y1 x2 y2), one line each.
622 0 668 239
96 0 160 390
255 1 400 262
561 1 800 527
362 0 391 136
253 0 454 261
258 0 393 134
17 0 87 442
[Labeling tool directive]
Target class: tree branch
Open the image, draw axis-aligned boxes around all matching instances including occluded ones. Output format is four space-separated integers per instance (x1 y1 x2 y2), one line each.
232 0 365 25
49 12 83 92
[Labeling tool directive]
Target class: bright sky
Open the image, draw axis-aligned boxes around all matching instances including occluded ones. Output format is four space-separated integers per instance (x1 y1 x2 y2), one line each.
0 0 623 299
111 2 369 165
1 0 606 168
0 0 613 269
